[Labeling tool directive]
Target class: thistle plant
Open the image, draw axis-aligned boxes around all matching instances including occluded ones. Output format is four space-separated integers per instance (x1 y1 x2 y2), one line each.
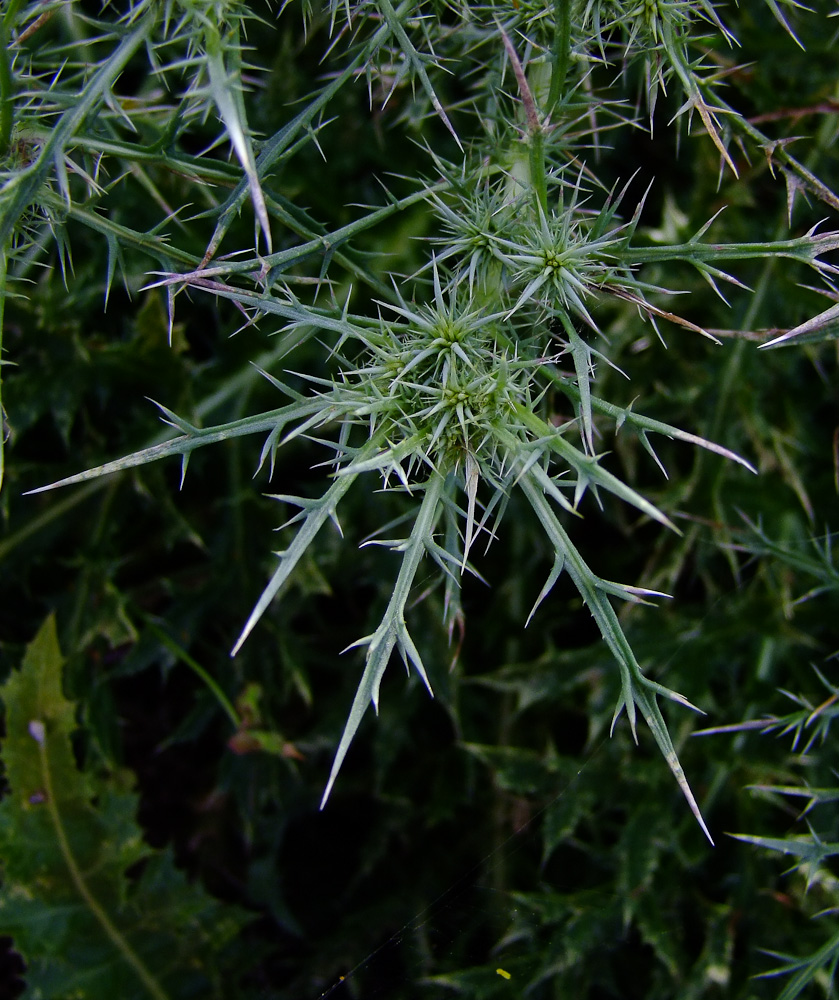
5 0 839 993
11 0 839 856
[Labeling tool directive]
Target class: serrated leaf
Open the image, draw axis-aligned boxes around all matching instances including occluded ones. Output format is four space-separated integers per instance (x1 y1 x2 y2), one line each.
0 616 249 1000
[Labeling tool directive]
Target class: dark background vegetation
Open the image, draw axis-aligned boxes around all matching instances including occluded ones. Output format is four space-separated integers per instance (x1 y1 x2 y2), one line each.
1 1 839 998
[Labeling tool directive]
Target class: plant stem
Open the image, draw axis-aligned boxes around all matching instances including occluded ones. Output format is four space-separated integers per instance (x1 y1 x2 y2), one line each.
711 86 839 214
546 0 571 116
0 0 25 154
144 619 241 729
529 129 549 217
500 26 548 215
34 732 171 1000
627 236 835 267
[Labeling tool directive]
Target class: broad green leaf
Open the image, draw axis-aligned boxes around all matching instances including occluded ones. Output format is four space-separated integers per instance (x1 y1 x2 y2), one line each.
0 616 249 1000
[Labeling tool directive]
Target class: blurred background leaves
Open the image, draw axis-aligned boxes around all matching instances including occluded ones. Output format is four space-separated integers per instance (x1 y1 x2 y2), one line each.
1 0 839 998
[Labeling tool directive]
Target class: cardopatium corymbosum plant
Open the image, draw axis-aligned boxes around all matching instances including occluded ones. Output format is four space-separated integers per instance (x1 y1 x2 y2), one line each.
9 0 839 849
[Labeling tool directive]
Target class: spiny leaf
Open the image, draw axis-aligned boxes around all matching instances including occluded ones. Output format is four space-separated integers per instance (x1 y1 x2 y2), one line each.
518 468 712 843
756 930 839 1000
759 301 839 349
204 24 272 255
231 464 364 656
375 0 461 150
25 400 330 495
320 472 445 807
567 327 595 455
0 13 154 250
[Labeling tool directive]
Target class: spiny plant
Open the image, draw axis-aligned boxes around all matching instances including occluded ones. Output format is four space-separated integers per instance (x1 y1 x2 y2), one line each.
694 520 839 999
10 0 839 855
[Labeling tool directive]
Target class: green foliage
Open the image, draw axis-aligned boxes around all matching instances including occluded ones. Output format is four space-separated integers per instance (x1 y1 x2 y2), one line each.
711 522 839 999
0 616 250 999
1 0 839 996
